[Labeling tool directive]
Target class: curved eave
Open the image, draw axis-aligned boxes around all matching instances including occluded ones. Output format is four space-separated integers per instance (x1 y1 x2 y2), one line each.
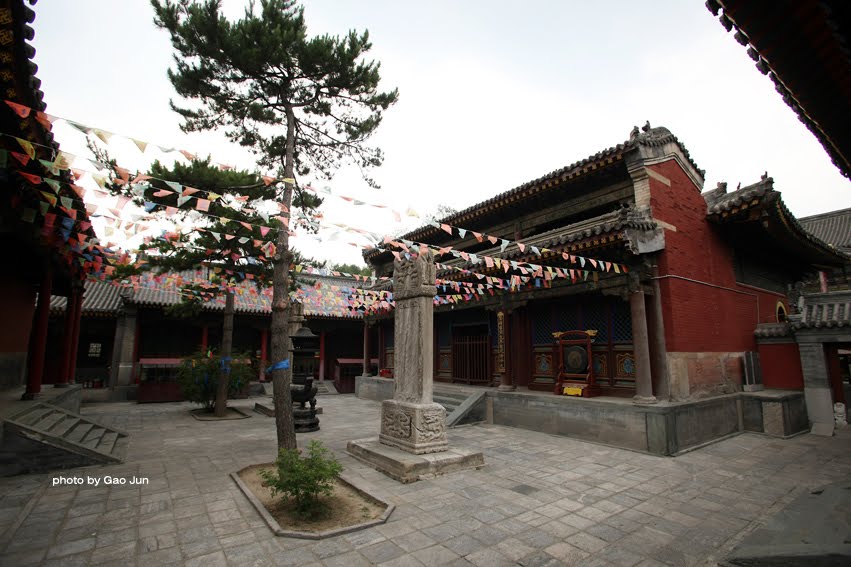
438 232 630 284
710 0 851 178
708 192 849 268
364 152 629 264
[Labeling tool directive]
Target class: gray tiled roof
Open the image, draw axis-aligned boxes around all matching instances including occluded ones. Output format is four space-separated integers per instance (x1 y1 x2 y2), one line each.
798 208 851 254
50 269 365 319
49 280 121 316
366 125 702 260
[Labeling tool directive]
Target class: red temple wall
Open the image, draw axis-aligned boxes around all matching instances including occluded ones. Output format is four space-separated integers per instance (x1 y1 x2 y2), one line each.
645 160 791 398
647 160 787 353
757 342 804 389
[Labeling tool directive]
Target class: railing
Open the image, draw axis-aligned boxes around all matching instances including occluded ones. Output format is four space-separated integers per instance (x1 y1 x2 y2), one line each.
790 291 851 328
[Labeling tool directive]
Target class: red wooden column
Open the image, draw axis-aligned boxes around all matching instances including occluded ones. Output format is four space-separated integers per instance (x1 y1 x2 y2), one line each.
23 273 52 399
318 331 326 381
498 309 515 391
55 287 78 388
259 328 268 381
361 320 371 376
200 325 209 351
67 287 84 385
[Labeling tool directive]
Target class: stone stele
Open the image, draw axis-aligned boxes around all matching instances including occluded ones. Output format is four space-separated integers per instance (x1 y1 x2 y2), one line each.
348 250 483 482
378 250 448 454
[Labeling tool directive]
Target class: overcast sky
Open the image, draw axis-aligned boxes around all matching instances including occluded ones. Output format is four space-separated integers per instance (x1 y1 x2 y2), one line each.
31 0 850 266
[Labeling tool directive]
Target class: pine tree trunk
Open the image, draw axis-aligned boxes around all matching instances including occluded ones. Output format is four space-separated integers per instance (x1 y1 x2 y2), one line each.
214 290 235 417
271 105 298 450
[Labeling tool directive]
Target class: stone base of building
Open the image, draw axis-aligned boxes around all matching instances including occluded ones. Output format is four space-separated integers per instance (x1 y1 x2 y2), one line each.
378 400 449 454
347 437 484 483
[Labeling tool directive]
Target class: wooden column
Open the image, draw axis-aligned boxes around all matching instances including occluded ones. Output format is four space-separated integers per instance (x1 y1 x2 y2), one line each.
649 266 670 400
630 287 656 404
318 330 326 381
361 320 371 377
55 287 78 388
259 328 268 381
67 287 84 384
200 325 209 351
23 273 52 399
498 309 515 391
116 305 138 387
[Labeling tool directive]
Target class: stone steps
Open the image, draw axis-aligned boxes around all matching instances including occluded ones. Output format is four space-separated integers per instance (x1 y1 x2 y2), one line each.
433 387 487 427
433 389 470 415
4 403 128 468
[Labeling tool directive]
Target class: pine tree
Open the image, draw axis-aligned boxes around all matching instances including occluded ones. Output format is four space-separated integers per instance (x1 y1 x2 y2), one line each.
152 0 398 449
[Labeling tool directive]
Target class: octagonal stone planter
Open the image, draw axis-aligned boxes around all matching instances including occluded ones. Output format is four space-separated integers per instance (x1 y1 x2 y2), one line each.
231 465 395 539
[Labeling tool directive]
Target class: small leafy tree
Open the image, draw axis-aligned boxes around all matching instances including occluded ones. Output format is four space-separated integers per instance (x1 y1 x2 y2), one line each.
259 440 343 520
177 349 255 412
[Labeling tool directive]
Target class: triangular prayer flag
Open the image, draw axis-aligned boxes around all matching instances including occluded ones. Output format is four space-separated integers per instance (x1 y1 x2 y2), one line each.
10 151 29 166
5 100 30 117
92 129 112 144
18 171 42 185
15 138 35 159
34 111 52 131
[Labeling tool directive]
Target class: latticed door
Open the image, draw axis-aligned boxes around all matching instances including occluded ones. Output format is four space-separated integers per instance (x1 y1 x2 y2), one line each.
451 333 491 385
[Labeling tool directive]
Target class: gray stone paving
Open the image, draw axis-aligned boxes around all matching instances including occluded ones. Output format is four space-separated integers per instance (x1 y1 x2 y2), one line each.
1 393 850 566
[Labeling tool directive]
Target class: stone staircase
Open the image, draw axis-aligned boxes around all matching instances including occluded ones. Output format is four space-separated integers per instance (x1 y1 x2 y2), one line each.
1 403 128 475
433 389 469 415
433 386 487 427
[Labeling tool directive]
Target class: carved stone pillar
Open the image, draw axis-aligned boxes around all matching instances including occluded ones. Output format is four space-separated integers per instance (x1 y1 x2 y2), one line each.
630 277 656 405
380 250 448 454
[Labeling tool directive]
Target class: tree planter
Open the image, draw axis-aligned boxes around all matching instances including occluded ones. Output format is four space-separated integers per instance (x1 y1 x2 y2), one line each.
232 464 394 539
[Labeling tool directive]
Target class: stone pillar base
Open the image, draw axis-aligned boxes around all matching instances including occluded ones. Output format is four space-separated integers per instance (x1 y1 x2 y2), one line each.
379 399 448 455
497 384 516 392
633 395 658 405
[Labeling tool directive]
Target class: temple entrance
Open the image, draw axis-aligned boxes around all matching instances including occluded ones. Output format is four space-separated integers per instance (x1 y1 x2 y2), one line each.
451 324 490 385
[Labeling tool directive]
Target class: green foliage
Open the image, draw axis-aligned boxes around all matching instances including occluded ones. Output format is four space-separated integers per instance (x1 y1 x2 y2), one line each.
151 0 398 184
332 263 371 276
176 350 255 412
259 440 343 519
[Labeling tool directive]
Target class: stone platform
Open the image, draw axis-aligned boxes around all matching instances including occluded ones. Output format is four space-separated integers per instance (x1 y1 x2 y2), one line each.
347 438 484 483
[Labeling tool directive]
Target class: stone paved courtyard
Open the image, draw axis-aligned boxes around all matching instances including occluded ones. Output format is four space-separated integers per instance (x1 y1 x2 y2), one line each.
1 393 850 566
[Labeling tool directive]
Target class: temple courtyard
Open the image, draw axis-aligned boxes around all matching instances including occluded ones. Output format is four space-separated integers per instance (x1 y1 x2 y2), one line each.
1 392 850 567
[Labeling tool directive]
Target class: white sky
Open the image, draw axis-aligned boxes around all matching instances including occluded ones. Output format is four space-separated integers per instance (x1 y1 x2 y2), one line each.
30 0 850 267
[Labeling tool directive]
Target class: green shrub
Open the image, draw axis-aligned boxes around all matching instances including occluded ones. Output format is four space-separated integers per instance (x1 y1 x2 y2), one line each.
176 350 254 412
259 440 343 520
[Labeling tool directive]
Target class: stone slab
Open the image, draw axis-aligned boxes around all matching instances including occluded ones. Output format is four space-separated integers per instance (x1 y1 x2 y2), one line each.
252 401 322 417
721 481 851 566
346 437 484 483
